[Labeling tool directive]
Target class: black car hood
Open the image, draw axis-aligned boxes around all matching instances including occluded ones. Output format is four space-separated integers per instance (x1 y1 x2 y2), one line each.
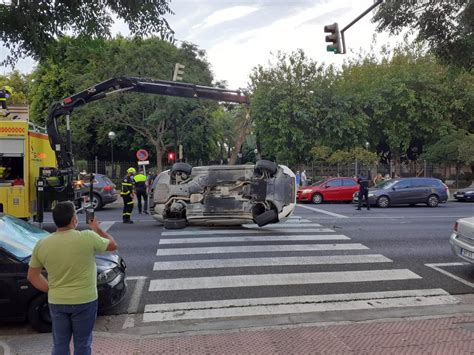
95 252 121 272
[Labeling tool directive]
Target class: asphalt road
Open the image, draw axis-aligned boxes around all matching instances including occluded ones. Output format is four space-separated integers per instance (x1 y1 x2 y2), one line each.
9 200 474 333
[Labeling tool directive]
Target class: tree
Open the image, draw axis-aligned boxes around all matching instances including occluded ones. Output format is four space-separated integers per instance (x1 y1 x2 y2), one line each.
372 0 473 68
0 70 29 104
0 0 174 65
29 36 221 172
421 130 474 186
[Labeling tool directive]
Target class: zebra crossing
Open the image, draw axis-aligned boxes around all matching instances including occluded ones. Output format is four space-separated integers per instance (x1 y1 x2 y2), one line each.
142 215 459 324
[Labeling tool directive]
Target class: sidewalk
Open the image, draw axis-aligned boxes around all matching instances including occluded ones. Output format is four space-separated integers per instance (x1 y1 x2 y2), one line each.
2 313 474 354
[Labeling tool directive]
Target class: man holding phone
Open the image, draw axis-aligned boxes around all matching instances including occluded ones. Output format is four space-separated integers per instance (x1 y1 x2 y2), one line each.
27 201 118 355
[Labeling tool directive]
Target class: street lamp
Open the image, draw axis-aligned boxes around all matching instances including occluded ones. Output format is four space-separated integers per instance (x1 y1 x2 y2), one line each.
108 131 116 178
365 141 370 150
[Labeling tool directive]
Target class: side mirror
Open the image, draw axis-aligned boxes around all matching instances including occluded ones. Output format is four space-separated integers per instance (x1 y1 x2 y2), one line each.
392 187 396 191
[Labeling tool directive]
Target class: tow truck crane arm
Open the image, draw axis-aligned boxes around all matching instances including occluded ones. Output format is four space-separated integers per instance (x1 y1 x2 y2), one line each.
36 77 249 223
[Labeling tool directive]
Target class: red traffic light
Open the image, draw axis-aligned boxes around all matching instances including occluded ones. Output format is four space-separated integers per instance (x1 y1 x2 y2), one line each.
168 152 175 161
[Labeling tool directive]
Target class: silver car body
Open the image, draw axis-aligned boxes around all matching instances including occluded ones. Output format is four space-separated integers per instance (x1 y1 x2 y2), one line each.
449 216 474 264
151 164 296 226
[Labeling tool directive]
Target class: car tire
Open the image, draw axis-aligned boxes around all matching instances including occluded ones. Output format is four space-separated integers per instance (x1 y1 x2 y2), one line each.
255 209 279 227
427 194 439 207
376 196 390 208
163 218 187 229
28 294 52 333
92 193 103 211
312 193 323 204
254 160 278 177
171 163 193 180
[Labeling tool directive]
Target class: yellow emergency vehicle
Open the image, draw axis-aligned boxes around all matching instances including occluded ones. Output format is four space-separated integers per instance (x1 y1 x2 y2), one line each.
0 106 56 219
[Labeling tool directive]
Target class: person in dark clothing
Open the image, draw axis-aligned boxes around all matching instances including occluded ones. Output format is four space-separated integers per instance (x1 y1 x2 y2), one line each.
121 167 136 223
133 170 148 214
357 173 370 210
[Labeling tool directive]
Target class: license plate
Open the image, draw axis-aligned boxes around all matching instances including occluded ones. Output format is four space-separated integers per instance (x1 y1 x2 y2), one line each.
461 248 474 259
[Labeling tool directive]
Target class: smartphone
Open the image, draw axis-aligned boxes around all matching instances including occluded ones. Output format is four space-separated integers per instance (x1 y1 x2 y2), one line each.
86 207 95 224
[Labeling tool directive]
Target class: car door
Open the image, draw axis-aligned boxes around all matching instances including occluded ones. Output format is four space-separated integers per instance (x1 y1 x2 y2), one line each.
391 180 413 204
342 179 359 201
322 179 343 201
410 179 432 203
0 250 28 319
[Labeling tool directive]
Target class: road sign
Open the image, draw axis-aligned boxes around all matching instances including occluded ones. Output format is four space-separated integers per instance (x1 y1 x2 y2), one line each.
136 149 149 161
138 160 149 166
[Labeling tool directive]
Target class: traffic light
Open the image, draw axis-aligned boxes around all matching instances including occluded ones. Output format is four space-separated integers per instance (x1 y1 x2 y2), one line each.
167 152 175 162
172 63 185 81
324 23 342 54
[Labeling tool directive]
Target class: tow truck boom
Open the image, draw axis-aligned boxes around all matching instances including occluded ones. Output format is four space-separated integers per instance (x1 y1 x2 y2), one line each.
37 77 249 223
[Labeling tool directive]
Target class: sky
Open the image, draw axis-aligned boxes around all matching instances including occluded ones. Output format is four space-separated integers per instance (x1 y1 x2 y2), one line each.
1 0 407 89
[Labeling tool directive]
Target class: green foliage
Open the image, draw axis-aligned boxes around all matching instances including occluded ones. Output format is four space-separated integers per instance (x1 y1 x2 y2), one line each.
29 36 218 166
0 70 29 104
373 0 473 68
310 145 332 161
0 0 174 65
421 130 474 167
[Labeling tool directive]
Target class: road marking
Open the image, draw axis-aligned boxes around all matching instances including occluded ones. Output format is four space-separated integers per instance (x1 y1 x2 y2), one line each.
148 269 420 291
122 276 148 329
157 243 368 256
153 254 392 270
159 234 350 244
243 223 322 228
297 204 349 218
143 288 455 322
161 228 335 236
425 262 474 288
99 221 115 232
282 219 311 223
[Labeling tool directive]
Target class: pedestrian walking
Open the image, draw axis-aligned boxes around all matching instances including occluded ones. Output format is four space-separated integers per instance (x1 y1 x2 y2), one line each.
133 169 148 214
301 170 307 186
121 167 135 224
356 173 370 210
295 170 301 187
27 201 118 355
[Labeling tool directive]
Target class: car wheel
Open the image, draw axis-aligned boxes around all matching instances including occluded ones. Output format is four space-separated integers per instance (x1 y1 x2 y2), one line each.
28 294 52 333
163 218 187 229
427 194 439 207
255 209 279 227
312 193 323 204
92 193 103 211
376 196 390 208
254 160 278 177
171 163 193 180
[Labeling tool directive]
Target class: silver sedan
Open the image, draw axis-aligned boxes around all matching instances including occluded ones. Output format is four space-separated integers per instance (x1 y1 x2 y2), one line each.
449 216 474 263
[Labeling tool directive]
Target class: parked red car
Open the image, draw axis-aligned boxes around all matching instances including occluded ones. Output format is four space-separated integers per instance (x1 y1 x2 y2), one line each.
297 177 359 204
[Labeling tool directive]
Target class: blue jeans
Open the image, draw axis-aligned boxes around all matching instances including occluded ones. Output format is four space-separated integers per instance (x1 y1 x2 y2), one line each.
48 300 98 355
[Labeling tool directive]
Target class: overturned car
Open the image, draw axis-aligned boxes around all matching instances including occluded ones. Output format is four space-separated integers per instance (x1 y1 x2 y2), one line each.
150 160 296 229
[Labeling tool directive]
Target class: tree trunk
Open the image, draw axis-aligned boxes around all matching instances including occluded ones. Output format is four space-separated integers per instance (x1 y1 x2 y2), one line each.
155 144 164 174
229 112 252 165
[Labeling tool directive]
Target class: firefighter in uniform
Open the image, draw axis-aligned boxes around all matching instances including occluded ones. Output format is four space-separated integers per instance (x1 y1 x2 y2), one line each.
121 167 136 223
0 86 13 116
133 169 148 214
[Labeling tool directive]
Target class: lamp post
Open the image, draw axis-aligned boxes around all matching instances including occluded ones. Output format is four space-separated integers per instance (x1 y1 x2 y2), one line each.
365 141 370 150
108 131 116 178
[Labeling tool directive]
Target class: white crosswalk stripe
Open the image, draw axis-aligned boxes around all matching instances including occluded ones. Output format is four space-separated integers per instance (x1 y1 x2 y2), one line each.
157 243 368 256
159 234 350 244
143 289 458 323
154 254 392 270
141 218 456 326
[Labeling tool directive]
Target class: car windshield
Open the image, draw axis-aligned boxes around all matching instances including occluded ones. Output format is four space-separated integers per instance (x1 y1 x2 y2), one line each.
0 215 49 260
311 179 326 186
375 180 398 190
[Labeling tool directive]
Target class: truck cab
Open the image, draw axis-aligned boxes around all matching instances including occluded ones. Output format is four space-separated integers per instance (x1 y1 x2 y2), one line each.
0 106 56 219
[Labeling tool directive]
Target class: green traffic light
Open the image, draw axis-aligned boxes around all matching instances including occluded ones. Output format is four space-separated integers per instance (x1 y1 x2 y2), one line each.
326 45 337 52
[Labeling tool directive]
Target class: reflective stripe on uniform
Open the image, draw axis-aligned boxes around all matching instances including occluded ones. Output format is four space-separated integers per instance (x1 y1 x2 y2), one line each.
127 201 134 205
120 191 130 195
123 212 132 216
122 182 133 186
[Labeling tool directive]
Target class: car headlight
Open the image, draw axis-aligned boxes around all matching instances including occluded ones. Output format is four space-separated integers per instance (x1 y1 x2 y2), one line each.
97 267 120 285
302 189 313 194
368 193 374 197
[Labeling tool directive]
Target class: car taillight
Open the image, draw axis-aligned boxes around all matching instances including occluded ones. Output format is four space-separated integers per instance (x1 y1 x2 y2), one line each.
453 222 458 232
103 185 113 191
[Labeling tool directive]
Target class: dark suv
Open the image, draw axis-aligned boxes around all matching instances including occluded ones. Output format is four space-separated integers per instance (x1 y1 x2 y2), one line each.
353 177 449 208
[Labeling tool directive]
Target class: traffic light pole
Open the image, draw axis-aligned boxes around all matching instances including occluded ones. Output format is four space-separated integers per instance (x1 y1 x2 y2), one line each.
340 0 383 54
